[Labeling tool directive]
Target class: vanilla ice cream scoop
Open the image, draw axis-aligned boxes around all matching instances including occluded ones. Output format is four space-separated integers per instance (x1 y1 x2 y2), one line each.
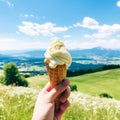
44 39 72 68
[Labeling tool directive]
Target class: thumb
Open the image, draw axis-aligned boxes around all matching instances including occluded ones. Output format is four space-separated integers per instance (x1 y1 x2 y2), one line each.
48 79 70 101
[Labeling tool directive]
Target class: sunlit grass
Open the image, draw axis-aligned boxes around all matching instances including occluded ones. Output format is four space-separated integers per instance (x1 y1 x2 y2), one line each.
27 69 120 99
0 84 39 120
1 69 120 120
1 84 120 120
69 69 120 100
63 92 120 120
27 75 49 90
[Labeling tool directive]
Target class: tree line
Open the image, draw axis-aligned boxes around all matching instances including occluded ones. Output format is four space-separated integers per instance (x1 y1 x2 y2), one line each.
0 62 120 86
67 64 120 77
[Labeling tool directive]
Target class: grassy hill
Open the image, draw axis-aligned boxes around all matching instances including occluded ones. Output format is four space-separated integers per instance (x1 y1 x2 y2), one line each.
27 75 49 90
27 68 120 100
69 68 120 100
1 68 120 120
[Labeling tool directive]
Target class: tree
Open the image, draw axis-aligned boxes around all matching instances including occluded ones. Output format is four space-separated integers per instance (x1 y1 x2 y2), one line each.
3 62 28 86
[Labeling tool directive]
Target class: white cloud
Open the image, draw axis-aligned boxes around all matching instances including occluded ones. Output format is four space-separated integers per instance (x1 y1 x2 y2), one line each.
86 32 111 39
98 24 120 33
64 39 101 49
0 37 120 51
63 35 72 38
73 22 81 27
1 16 120 51
94 39 120 49
87 23 120 39
84 34 92 39
81 17 99 29
0 38 48 51
117 1 120 7
20 14 38 19
73 17 99 30
18 22 40 36
18 21 68 37
74 17 120 39
1 0 14 7
65 38 120 49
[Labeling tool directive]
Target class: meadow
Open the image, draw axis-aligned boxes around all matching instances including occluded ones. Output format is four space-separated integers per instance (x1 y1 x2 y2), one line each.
28 68 120 100
69 68 120 100
0 68 120 120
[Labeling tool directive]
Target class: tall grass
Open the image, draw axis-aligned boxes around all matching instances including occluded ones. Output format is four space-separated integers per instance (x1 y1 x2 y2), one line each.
1 84 120 120
0 84 38 120
63 92 120 120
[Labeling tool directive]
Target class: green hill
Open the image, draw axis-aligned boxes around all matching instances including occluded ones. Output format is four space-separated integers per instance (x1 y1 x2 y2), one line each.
70 68 120 100
27 68 120 100
1 68 120 120
27 75 49 90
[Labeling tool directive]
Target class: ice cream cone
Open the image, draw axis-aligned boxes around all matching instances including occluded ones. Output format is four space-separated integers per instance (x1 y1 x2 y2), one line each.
44 59 67 112
44 39 72 112
44 59 67 87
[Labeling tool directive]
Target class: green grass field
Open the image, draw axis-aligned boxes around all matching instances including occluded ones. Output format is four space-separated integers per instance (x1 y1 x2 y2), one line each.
27 75 49 90
1 68 120 120
27 68 120 100
69 68 120 100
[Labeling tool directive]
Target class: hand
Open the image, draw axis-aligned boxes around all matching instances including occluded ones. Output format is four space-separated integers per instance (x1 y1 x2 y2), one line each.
32 79 71 120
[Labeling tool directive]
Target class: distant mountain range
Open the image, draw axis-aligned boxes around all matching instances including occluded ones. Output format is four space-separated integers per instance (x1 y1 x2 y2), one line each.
70 47 120 58
0 47 120 58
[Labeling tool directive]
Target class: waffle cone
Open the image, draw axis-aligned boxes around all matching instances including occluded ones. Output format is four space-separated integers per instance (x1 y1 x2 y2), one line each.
44 59 67 112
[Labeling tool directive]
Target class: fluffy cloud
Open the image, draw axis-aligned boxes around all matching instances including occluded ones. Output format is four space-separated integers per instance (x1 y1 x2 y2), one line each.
91 24 120 39
73 17 99 30
18 21 68 37
75 17 120 39
98 24 120 33
117 1 120 7
71 17 120 49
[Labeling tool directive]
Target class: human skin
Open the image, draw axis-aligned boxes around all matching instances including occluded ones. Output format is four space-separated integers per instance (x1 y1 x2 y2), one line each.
32 79 71 120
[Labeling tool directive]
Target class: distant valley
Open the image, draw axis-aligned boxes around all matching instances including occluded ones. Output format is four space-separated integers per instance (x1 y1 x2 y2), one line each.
0 47 120 76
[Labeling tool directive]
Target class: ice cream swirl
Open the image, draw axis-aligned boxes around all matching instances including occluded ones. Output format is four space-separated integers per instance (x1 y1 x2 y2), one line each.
44 39 72 68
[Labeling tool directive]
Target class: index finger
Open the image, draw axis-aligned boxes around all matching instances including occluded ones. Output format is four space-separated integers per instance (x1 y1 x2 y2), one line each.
48 79 70 101
42 82 52 92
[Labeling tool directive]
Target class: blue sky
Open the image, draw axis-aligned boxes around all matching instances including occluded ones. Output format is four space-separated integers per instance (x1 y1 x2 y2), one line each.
0 0 120 50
